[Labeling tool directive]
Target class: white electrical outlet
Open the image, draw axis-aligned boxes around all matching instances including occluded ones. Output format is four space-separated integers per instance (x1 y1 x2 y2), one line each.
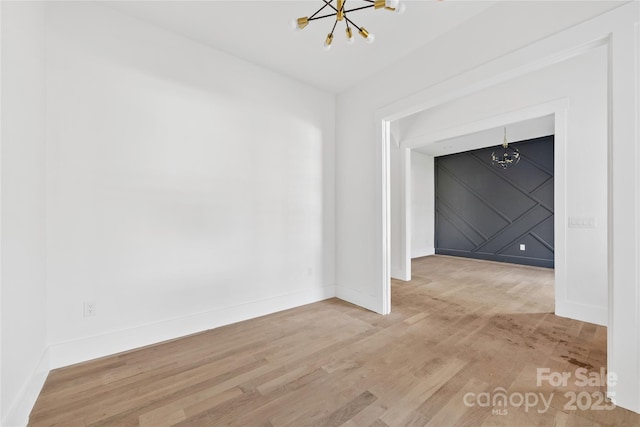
519 244 526 251
84 301 97 317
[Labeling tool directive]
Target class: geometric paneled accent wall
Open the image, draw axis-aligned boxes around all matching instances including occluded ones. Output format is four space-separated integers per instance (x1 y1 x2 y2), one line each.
435 135 554 268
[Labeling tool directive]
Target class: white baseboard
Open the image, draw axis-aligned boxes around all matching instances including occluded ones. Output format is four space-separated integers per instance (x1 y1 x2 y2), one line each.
2 348 50 427
390 267 411 282
412 248 435 259
555 299 607 326
49 285 336 369
335 285 383 314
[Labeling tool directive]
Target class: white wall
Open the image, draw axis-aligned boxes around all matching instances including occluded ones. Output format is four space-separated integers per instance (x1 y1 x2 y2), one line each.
0 2 49 426
335 0 639 413
44 3 336 368
410 151 434 258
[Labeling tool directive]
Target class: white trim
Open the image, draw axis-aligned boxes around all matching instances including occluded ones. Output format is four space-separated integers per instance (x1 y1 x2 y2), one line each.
335 285 380 313
0 0 4 421
376 118 391 314
2 349 50 427
401 147 411 281
606 28 615 394
49 285 335 369
412 248 435 259
553 107 569 324
555 301 607 327
401 99 571 150
607 10 640 411
636 19 640 413
378 40 610 123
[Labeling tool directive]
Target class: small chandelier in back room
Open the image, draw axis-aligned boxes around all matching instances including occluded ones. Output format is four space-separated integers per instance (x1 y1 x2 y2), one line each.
291 0 406 50
491 127 521 170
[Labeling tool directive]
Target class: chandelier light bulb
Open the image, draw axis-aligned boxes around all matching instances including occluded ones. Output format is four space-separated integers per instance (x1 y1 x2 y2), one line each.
346 27 355 44
359 27 374 43
323 33 334 50
396 2 406 14
294 16 309 30
385 0 399 8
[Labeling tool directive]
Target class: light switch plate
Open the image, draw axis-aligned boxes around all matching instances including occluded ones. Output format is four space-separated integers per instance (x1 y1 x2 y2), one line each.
568 217 596 228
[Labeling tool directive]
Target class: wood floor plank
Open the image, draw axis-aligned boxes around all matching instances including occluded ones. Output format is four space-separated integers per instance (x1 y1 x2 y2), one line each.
28 256 640 426
424 378 488 427
377 357 468 425
305 390 378 427
138 386 244 427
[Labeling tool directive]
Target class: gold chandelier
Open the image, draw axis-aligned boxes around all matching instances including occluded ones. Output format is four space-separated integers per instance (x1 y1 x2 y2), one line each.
291 0 406 50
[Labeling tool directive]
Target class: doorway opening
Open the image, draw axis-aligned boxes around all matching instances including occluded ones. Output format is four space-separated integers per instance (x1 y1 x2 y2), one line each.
431 130 555 268
387 104 571 312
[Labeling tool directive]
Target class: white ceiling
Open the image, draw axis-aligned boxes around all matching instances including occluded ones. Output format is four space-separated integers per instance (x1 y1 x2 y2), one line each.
105 0 498 93
413 115 555 157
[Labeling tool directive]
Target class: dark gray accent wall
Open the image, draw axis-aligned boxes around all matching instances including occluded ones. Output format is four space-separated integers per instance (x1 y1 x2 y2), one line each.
435 135 554 268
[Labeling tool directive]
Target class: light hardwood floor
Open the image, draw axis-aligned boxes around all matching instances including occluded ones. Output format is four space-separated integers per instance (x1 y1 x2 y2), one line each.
29 256 640 426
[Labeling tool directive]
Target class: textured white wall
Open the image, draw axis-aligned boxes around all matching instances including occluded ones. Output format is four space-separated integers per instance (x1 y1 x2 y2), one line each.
44 3 336 368
1 2 49 425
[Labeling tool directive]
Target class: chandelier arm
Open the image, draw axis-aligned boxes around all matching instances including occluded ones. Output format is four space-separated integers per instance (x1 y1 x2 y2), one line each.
330 18 338 35
320 0 340 14
309 2 333 20
344 15 363 31
309 13 339 21
309 7 373 23
344 4 376 13
341 0 368 32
